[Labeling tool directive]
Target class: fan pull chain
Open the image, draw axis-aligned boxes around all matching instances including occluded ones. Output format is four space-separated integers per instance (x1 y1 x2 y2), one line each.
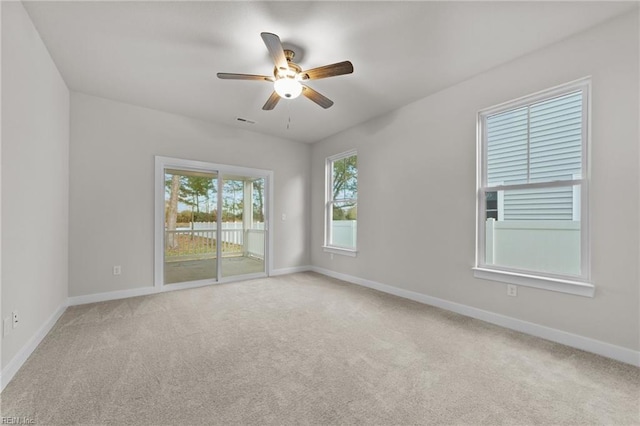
287 101 292 130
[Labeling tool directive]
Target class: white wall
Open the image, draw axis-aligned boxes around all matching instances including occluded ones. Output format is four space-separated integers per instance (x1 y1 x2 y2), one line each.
69 92 310 297
311 12 639 351
1 2 70 369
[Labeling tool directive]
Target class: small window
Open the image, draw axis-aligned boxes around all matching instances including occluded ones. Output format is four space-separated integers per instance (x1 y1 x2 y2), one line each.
324 151 357 256
475 79 593 297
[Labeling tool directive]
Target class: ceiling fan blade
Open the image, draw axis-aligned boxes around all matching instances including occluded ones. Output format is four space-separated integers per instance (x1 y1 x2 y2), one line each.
302 85 334 109
301 61 354 80
261 32 289 73
217 73 274 82
262 91 281 110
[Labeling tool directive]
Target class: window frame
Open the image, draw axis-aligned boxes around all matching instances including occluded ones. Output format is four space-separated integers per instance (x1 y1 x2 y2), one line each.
323 150 358 257
474 78 594 297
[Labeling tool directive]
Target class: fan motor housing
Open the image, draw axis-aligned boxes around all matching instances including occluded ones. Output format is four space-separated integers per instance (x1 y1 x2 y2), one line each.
274 50 302 79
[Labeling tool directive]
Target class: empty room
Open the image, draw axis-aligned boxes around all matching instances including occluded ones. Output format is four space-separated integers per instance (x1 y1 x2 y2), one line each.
1 1 639 424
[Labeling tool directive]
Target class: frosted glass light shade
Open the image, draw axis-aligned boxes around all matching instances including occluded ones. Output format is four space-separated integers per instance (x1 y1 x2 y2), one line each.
274 77 302 99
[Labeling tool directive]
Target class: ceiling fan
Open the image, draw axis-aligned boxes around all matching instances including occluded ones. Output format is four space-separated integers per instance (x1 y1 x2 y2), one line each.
217 32 354 110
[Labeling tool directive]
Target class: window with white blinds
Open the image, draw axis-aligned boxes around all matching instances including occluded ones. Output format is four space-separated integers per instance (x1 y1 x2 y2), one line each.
486 91 583 221
475 79 592 297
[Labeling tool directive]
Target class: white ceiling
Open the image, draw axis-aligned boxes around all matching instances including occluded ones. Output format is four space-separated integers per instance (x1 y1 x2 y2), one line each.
23 1 636 144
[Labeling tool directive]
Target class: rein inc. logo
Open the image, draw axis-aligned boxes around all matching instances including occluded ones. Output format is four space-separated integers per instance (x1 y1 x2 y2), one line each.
1 417 35 425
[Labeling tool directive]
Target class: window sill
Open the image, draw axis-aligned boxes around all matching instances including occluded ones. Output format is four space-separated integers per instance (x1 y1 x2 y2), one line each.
323 246 358 257
472 267 594 297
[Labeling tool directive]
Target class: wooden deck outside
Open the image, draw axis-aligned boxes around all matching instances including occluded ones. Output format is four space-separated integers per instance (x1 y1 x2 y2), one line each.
164 256 264 284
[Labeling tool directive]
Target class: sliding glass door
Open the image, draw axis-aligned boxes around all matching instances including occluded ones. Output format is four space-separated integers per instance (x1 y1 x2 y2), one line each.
163 168 218 285
221 175 266 278
155 157 271 288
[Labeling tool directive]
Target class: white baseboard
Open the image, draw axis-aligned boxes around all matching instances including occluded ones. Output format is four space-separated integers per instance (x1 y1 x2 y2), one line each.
271 265 312 276
1 302 68 392
310 266 640 367
68 286 158 306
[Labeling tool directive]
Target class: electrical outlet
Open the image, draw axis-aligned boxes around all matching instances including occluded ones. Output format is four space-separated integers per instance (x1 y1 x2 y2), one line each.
3 317 11 336
113 265 122 275
281 213 286 221
12 311 19 328
507 284 518 297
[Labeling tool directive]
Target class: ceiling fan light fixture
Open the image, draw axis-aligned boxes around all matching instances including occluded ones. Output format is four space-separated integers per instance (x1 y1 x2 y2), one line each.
274 76 302 99
218 32 353 110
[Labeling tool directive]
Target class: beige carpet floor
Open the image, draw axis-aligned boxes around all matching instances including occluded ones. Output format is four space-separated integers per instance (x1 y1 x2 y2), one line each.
1 272 638 425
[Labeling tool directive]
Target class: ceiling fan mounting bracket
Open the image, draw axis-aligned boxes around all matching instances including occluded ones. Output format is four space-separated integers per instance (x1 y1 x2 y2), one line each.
284 49 296 62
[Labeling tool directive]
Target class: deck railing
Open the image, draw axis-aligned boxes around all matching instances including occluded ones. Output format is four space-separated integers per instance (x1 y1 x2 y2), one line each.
165 226 264 260
246 229 265 259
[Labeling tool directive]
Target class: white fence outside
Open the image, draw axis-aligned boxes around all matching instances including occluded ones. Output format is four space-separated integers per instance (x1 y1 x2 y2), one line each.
166 222 265 260
332 220 357 249
485 218 580 276
185 222 265 231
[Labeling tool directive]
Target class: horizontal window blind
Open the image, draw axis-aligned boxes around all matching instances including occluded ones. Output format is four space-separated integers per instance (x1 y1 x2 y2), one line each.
486 91 583 220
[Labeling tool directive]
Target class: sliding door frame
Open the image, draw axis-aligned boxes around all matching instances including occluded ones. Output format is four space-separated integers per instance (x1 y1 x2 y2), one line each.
154 156 273 290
